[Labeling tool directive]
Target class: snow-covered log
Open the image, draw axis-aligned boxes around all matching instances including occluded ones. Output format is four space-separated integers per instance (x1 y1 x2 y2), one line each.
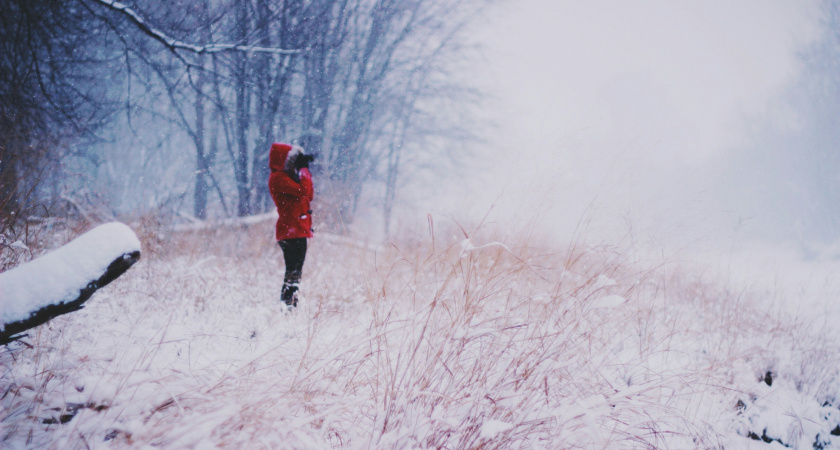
0 222 141 345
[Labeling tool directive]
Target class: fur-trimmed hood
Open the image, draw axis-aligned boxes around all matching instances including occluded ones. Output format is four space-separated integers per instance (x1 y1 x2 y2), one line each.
269 143 292 173
284 145 305 173
269 143 306 175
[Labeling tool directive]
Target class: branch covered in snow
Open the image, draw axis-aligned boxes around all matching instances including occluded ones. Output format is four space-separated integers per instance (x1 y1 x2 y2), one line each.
90 0 303 55
0 223 141 345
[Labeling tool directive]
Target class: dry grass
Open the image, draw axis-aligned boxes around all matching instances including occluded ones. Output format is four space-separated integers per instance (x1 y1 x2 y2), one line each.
0 217 837 448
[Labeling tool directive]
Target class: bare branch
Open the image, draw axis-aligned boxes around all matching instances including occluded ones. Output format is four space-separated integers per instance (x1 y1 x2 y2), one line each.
89 0 303 55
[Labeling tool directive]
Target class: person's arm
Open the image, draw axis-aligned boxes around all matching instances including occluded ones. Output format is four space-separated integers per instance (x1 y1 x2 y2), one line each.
269 171 309 198
298 168 314 201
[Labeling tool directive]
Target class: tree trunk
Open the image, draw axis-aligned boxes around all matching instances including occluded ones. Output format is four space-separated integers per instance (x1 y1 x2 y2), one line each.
250 0 275 214
233 0 251 217
193 56 209 219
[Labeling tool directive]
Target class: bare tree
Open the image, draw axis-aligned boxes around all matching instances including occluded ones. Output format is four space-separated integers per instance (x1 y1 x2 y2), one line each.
249 0 309 214
2 0 489 239
0 0 121 235
322 0 487 225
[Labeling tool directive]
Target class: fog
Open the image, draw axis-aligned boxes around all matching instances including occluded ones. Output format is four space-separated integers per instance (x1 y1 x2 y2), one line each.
428 0 825 254
4 0 837 258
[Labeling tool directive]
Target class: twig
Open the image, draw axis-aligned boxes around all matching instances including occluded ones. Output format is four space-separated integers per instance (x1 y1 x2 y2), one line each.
90 0 303 55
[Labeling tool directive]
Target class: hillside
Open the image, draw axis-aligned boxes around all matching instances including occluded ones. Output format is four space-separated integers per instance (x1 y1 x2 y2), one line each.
1 218 839 448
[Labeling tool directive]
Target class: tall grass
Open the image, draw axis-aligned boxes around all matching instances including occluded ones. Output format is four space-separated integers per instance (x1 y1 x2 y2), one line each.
1 218 837 448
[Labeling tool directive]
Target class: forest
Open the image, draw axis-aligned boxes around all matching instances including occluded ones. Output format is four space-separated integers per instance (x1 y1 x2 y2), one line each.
0 0 484 240
4 1 840 448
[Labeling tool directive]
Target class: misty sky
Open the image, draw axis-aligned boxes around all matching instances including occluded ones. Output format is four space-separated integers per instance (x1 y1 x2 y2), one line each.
444 0 824 248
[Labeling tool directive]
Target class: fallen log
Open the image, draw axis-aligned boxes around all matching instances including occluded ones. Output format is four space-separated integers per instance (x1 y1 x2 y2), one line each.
0 222 141 345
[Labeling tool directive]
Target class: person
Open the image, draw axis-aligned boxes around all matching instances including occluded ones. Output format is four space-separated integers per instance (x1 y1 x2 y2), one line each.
268 143 314 307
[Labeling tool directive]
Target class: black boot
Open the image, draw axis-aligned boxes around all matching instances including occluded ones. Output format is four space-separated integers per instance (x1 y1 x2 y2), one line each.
281 283 299 307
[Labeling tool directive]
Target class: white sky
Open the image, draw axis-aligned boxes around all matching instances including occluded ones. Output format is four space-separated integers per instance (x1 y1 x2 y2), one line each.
440 0 823 247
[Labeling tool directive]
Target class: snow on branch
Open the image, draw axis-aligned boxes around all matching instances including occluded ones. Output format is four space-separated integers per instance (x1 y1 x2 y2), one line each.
91 0 302 55
0 222 141 345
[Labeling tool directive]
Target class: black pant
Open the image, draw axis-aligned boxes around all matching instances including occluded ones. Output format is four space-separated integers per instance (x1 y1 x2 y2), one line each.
278 237 307 292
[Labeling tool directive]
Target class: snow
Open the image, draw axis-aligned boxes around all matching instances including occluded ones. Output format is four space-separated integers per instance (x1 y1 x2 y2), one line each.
173 211 276 231
9 241 28 251
593 274 617 289
459 237 511 257
589 294 626 309
732 374 840 448
480 419 513 439
1 221 839 447
92 0 300 55
0 222 140 328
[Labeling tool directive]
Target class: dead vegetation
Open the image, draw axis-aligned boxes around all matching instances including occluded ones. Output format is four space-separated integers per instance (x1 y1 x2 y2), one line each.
1 217 837 448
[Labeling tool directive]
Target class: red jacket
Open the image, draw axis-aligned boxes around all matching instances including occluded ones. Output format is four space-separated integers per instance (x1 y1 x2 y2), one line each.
268 143 314 241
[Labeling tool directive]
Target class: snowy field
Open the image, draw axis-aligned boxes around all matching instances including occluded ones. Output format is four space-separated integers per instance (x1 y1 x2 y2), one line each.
2 219 840 448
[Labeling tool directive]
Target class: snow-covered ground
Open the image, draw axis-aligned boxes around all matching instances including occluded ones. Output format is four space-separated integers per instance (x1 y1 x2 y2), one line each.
1 219 839 448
